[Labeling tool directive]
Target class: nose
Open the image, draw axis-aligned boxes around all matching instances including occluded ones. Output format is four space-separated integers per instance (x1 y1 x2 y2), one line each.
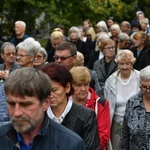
13 104 23 117
81 85 86 90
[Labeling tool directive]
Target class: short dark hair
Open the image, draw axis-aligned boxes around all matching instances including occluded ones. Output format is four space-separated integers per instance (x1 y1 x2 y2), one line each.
4 67 51 102
55 41 77 56
41 62 74 96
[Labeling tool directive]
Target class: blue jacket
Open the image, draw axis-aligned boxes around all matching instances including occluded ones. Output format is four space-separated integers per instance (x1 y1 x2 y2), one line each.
0 114 86 150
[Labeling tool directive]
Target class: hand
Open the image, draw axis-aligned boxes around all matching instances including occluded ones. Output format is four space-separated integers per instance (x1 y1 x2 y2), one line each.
0 70 9 79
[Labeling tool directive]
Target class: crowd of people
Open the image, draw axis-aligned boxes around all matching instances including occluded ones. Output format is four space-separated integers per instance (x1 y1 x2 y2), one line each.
0 10 150 150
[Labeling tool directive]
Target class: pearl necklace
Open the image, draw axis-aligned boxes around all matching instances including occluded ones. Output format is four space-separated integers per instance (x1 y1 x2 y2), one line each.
118 71 134 86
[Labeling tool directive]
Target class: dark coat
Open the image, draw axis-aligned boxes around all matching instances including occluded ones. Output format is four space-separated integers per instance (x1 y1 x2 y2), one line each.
71 39 90 66
62 103 100 150
130 46 150 70
88 50 100 69
0 114 86 150
10 34 29 46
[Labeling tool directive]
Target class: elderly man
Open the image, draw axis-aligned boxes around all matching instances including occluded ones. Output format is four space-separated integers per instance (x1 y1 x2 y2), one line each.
0 67 86 150
10 20 29 46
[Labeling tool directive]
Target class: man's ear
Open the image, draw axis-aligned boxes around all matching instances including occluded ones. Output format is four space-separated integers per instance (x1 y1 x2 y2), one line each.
42 95 51 111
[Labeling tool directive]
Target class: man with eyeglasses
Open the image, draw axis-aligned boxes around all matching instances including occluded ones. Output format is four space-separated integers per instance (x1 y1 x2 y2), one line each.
53 41 77 70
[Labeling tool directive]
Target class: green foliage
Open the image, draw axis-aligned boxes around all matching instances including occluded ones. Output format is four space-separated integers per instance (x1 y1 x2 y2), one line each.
0 0 149 40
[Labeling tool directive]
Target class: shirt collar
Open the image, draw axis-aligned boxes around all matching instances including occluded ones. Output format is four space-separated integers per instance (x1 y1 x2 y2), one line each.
47 98 73 123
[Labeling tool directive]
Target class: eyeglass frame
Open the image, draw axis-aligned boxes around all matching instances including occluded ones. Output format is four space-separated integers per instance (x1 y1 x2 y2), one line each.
53 54 74 61
140 85 150 92
103 46 116 50
16 54 29 58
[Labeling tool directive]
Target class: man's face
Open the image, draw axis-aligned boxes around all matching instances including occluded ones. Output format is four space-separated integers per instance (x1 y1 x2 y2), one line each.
14 23 25 36
6 94 49 134
54 50 76 70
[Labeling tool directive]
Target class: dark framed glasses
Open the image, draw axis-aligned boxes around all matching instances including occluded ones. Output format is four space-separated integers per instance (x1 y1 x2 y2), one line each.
53 55 74 61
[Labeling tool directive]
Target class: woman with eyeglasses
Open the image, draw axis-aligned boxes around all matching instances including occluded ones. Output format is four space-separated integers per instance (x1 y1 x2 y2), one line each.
33 47 48 69
93 39 118 96
118 65 150 150
0 42 20 126
16 37 41 67
104 50 140 150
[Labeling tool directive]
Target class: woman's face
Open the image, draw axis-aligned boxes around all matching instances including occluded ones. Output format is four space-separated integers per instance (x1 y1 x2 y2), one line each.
72 83 89 102
103 43 115 58
118 57 133 77
140 80 150 100
83 21 90 29
34 52 46 68
132 35 144 48
110 28 119 36
50 80 70 108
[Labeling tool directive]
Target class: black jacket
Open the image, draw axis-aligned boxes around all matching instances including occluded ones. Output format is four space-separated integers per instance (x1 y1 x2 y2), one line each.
0 114 86 150
130 46 150 70
62 103 100 150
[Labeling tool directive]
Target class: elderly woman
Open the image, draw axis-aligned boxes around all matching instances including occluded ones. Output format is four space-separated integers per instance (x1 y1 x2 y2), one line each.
104 50 140 150
130 31 150 70
118 65 150 149
0 42 20 126
16 37 41 67
93 39 118 95
34 47 48 69
88 32 110 69
68 26 89 66
41 62 100 150
110 24 121 51
70 66 110 150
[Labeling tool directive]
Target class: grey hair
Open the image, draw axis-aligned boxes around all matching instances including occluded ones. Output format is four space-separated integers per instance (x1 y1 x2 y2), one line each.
15 20 26 28
140 66 150 81
16 37 41 56
38 47 48 60
68 26 81 40
118 33 130 42
110 24 121 34
1 42 16 54
96 21 108 32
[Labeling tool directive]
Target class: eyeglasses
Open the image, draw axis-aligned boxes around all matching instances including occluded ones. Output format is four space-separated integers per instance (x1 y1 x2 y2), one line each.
35 55 43 59
16 54 29 58
4 52 16 56
104 46 115 50
53 55 74 61
140 85 150 92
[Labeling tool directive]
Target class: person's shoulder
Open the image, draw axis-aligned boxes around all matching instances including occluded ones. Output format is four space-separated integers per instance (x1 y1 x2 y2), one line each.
72 103 94 116
48 119 85 146
0 123 12 137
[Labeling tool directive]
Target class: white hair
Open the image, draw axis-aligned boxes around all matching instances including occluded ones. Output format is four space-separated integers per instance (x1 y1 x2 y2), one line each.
15 20 26 28
16 37 41 56
140 66 150 81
